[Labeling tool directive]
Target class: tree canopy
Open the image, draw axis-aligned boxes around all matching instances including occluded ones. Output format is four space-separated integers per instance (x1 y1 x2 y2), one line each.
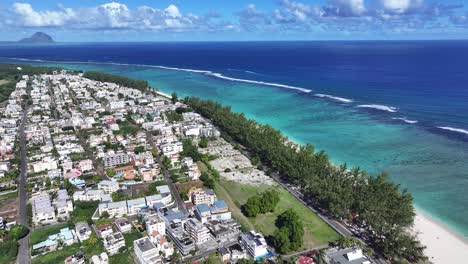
185 96 424 262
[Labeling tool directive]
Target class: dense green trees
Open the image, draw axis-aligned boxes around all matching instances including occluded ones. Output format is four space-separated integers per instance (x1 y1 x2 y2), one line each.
185 97 425 262
83 71 149 92
181 139 202 162
200 172 215 189
242 190 280 217
272 209 304 253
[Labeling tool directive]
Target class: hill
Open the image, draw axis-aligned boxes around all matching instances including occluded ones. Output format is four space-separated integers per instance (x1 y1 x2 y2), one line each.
18 32 54 43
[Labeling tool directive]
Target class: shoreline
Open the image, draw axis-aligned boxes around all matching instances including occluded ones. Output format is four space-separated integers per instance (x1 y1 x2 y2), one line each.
414 210 468 263
158 87 468 262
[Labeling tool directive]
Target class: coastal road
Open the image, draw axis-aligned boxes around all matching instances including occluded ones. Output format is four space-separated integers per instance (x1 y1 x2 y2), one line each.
270 174 387 264
17 105 31 264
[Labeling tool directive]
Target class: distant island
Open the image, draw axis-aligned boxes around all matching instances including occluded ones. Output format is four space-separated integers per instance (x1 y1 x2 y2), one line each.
18 32 54 43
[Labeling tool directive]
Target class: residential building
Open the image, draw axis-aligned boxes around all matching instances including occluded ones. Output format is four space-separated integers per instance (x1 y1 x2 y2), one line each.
103 232 125 256
146 214 166 236
324 247 371 264
240 230 269 261
127 197 147 215
32 228 77 253
98 201 127 218
190 189 216 205
103 152 129 168
184 219 212 245
90 252 109 264
114 218 132 233
98 180 119 194
75 222 92 242
32 193 56 225
133 237 161 264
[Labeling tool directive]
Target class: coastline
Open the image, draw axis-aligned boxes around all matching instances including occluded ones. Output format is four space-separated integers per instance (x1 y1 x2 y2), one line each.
160 87 468 262
414 210 468 263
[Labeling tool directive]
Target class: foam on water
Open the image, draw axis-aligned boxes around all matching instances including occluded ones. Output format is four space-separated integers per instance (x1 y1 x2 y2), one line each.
315 93 353 103
437 126 468 135
392 117 419 124
7 57 312 94
356 104 398 112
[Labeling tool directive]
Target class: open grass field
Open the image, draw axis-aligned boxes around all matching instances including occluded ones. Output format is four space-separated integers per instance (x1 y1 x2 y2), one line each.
29 224 69 246
215 179 341 250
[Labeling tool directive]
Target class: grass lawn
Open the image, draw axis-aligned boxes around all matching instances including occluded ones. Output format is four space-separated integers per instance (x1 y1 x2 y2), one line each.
215 179 341 250
29 224 69 246
109 252 134 264
123 229 143 251
71 201 99 223
32 241 105 264
0 190 18 202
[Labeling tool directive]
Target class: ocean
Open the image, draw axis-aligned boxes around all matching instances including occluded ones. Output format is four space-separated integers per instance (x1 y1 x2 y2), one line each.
1 41 468 239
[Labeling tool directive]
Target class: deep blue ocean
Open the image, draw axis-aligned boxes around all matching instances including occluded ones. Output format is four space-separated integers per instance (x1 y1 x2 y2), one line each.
1 41 468 238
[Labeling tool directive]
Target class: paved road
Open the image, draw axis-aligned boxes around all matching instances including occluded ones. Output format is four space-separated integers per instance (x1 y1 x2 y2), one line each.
17 105 31 264
270 174 387 264
146 131 187 214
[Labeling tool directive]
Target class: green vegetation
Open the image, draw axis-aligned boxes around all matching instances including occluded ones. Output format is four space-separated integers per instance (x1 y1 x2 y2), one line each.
181 138 202 161
0 224 29 263
8 225 29 241
272 209 304 253
215 179 339 249
71 201 100 224
164 110 183 123
111 190 128 202
32 239 105 264
0 191 18 202
186 97 424 262
114 120 139 136
241 189 280 217
123 229 143 251
29 224 68 246
200 172 215 189
83 71 149 92
134 145 145 154
0 240 19 264
198 137 208 148
109 253 134 264
171 92 178 104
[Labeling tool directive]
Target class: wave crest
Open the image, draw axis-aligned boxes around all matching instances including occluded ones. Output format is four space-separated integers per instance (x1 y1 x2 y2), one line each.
315 94 353 103
392 117 418 124
6 57 311 94
356 104 398 113
437 126 468 135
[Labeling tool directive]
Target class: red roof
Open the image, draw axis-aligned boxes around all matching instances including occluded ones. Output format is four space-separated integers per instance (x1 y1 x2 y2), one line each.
296 256 314 264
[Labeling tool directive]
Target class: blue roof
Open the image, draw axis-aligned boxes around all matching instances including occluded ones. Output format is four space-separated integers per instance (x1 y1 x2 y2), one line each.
213 200 228 210
196 203 211 213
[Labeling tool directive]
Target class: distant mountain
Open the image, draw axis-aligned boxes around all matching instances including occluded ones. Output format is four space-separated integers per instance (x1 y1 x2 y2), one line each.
18 32 54 43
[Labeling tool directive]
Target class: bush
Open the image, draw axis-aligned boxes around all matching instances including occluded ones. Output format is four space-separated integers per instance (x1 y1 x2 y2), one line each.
9 224 29 240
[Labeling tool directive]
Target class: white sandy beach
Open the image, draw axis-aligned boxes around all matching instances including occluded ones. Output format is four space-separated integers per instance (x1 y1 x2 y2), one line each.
414 211 468 263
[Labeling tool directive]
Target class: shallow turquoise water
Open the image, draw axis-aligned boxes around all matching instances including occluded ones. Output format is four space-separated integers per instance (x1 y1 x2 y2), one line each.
35 62 468 239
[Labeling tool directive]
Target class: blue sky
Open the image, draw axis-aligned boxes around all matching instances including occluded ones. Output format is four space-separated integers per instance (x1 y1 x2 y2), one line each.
1 0 468 41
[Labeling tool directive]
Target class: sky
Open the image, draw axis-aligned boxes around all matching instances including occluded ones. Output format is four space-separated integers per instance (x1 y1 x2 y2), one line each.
1 0 468 41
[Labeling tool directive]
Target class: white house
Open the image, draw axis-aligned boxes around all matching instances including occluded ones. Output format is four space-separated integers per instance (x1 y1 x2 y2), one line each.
133 237 161 264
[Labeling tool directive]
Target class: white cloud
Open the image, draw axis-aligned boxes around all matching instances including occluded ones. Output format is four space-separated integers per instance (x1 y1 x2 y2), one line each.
12 2 75 27
7 2 218 31
380 0 423 14
165 4 181 18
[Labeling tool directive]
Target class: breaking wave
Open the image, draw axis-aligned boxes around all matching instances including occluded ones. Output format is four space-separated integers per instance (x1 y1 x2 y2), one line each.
314 94 353 103
356 104 398 113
